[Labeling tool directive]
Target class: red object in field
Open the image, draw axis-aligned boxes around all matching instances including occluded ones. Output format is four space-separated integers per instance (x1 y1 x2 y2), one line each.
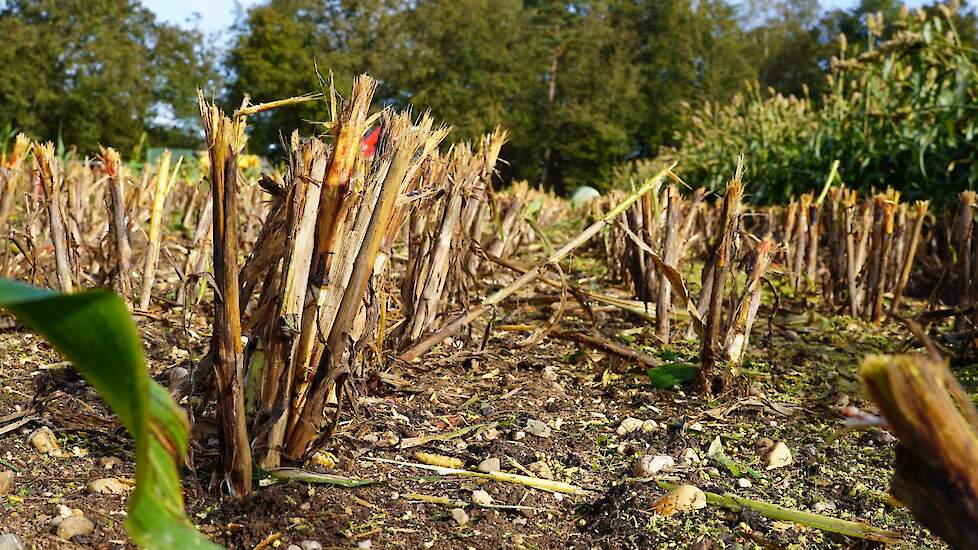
362 127 381 158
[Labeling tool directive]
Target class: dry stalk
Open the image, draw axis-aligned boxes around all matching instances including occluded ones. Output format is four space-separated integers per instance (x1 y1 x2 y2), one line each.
954 191 976 331
32 142 73 292
199 90 252 496
656 185 681 341
0 135 30 276
698 157 745 397
889 201 929 315
100 147 134 304
860 354 978 549
724 235 776 364
399 162 678 363
138 151 183 310
285 109 448 459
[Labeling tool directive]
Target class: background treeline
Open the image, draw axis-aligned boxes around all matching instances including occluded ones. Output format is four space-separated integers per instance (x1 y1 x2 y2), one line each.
1 0 976 199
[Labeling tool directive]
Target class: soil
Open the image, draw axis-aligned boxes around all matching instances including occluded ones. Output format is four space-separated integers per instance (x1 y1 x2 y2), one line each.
0 255 962 549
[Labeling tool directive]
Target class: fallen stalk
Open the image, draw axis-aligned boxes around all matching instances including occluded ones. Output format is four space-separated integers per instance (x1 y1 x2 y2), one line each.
483 252 664 323
263 467 374 488
655 481 900 543
554 331 663 368
364 456 590 495
399 162 677 362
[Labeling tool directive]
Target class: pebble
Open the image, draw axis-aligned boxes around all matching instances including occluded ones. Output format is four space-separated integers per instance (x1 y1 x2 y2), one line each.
87 477 129 494
525 419 551 438
357 541 371 549
813 501 836 513
737 478 752 489
868 430 897 445
754 437 775 451
640 419 658 432
98 456 122 470
288 546 302 550
29 426 61 456
528 460 553 480
168 366 189 387
0 534 24 550
55 514 94 540
450 507 469 526
471 489 493 506
680 448 699 464
512 430 525 441
300 541 322 550
542 366 558 382
616 417 644 435
633 455 674 478
477 457 501 473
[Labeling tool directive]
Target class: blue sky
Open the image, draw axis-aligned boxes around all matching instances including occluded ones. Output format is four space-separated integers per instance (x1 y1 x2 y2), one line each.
144 0 881 34
143 0 261 33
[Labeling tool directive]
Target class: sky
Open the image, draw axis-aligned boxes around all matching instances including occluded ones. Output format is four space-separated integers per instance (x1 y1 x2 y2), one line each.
142 0 261 34
144 0 877 35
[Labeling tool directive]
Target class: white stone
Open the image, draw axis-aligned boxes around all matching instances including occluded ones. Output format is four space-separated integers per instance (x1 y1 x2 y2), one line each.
633 455 674 477
616 417 644 435
477 457 500 473
450 507 469 526
471 489 493 506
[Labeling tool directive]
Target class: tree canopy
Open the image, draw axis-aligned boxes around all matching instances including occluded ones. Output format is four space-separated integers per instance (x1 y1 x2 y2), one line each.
3 0 973 194
0 0 218 154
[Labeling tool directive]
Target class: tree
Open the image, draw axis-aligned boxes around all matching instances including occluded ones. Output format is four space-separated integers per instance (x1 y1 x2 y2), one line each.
609 0 757 158
526 1 645 191
0 0 217 154
746 0 829 97
226 0 404 157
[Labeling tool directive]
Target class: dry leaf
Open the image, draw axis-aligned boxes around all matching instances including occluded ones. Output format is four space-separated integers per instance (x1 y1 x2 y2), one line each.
652 484 707 516
0 470 12 496
764 441 793 470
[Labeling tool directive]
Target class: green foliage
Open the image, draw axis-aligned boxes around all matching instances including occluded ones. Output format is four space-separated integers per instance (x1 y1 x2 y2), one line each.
671 5 978 203
227 0 756 193
0 279 216 549
647 362 699 388
0 0 218 153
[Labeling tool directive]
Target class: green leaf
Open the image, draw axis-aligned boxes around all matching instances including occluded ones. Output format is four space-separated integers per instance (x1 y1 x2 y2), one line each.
0 279 219 549
646 362 698 389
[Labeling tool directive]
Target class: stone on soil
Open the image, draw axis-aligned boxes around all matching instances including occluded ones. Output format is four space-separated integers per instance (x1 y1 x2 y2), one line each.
528 460 553 480
450 507 469 526
0 471 12 496
55 514 94 540
633 455 674 477
0 534 24 550
471 489 493 506
616 417 644 435
525 419 551 438
29 426 61 456
764 441 793 470
477 457 500 473
651 484 706 516
87 477 129 494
